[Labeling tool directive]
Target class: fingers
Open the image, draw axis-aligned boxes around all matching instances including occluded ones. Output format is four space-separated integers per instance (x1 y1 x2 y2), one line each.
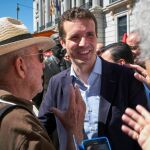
125 64 148 78
126 108 146 125
125 64 147 75
134 72 147 83
74 85 86 111
134 65 147 75
122 106 150 150
68 84 76 111
121 106 149 141
50 107 63 122
125 64 150 88
51 85 85 133
122 112 144 133
74 85 82 104
134 70 150 89
136 105 150 122
121 125 139 140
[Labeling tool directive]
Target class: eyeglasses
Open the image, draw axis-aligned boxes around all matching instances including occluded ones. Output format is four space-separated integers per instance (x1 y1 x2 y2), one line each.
21 50 44 63
129 45 139 50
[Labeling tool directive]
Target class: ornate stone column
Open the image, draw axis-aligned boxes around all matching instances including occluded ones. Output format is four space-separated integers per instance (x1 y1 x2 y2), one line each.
92 0 100 8
90 6 104 43
38 0 42 28
64 0 70 11
45 0 50 27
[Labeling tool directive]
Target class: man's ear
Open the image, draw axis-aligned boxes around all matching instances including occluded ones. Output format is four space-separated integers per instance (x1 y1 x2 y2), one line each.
60 38 66 49
14 57 27 79
117 59 126 65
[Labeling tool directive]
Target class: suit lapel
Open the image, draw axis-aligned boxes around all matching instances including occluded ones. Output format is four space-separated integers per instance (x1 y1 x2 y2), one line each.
100 59 117 102
98 59 117 134
61 69 72 108
60 61 117 135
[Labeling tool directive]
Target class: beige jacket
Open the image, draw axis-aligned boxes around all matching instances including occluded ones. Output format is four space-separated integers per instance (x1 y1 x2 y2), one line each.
0 90 55 150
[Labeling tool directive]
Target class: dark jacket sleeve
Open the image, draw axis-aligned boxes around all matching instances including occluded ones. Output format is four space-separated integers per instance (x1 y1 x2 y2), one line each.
38 75 57 135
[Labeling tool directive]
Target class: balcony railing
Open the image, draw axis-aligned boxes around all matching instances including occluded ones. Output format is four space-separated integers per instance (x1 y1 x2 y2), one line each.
39 25 45 31
46 22 52 28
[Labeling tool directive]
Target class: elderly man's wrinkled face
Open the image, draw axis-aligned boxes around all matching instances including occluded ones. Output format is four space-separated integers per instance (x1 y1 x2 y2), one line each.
23 46 45 98
126 32 141 58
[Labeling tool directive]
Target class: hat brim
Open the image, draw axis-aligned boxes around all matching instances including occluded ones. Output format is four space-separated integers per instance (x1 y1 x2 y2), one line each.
0 36 56 56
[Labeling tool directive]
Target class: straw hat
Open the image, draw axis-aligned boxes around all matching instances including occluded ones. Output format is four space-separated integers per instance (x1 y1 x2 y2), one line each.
0 17 56 56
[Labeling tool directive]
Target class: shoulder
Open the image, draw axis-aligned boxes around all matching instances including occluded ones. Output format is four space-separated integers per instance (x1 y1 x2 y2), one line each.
0 106 54 149
46 68 71 95
1 106 40 130
51 68 71 81
101 57 134 77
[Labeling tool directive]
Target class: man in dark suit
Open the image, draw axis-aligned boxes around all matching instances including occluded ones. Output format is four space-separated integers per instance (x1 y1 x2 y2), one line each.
38 7 147 150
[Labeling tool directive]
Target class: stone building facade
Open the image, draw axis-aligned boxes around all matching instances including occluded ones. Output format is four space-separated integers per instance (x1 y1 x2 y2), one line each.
33 0 136 45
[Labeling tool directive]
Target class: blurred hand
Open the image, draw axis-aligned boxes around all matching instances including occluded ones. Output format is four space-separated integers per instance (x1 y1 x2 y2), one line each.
121 105 150 150
125 64 150 89
51 84 86 143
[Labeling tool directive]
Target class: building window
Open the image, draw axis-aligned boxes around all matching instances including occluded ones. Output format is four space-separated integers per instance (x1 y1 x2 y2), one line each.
80 0 92 9
89 0 92 7
37 3 39 11
42 0 45 26
37 22 39 32
117 15 127 42
110 0 120 3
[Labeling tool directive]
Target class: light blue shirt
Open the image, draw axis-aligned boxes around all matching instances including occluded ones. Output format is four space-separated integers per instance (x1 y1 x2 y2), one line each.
70 56 102 139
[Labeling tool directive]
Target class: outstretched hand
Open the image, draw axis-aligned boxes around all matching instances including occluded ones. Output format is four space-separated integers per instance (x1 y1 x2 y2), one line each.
51 84 86 144
125 64 150 89
121 105 150 150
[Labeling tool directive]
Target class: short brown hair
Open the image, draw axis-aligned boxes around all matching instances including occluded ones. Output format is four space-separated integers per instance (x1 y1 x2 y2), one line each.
58 7 97 39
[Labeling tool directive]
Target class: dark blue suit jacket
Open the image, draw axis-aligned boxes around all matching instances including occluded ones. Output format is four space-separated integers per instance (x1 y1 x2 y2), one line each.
39 58 147 150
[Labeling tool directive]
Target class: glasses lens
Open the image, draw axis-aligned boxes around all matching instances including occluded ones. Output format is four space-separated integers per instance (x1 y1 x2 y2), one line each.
38 50 44 63
40 53 44 62
130 46 138 50
21 50 44 63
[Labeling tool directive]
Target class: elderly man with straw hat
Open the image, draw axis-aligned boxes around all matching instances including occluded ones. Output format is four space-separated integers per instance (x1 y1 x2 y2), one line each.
0 17 85 150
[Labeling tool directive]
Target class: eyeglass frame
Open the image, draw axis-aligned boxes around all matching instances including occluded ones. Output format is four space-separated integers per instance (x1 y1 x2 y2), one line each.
129 45 139 50
21 50 44 63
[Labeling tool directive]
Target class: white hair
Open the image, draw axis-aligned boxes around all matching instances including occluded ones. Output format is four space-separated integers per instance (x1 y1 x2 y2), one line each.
133 0 150 60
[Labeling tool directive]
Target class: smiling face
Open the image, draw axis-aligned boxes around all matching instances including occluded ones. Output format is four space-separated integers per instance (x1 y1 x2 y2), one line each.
60 19 97 68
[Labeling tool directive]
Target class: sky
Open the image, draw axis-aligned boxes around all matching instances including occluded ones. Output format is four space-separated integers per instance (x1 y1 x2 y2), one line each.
0 0 33 33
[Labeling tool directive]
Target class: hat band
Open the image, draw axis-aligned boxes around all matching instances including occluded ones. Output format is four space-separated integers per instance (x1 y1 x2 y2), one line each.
0 33 32 45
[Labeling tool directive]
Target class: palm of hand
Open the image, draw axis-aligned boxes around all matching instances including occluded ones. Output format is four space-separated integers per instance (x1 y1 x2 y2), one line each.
138 125 150 150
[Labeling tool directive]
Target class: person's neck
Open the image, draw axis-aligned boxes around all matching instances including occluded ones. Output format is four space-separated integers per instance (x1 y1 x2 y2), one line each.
72 62 95 84
0 82 32 101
